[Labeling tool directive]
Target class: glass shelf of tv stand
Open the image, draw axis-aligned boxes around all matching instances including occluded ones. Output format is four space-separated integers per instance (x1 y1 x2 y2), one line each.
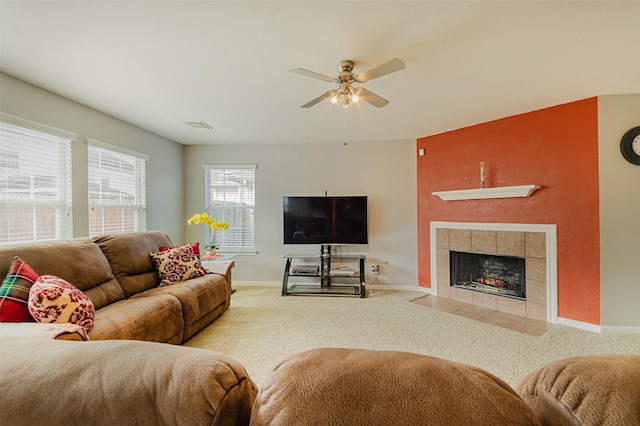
282 254 366 298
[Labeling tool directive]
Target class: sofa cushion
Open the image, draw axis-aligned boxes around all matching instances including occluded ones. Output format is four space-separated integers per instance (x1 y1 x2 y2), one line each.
94 231 173 298
132 272 229 342
150 244 206 286
0 238 124 310
28 275 95 332
0 256 39 322
515 354 640 426
251 348 541 426
0 337 258 426
88 295 184 344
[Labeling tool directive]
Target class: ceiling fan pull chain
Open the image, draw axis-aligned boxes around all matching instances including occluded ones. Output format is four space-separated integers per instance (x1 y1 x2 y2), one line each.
343 108 348 145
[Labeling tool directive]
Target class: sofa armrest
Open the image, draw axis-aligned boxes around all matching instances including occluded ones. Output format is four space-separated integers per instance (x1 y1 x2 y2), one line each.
0 322 88 341
251 348 541 425
202 260 234 288
0 337 257 425
515 354 640 426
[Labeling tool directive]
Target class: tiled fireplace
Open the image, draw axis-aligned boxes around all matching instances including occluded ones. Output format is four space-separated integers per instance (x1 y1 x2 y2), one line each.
430 222 558 323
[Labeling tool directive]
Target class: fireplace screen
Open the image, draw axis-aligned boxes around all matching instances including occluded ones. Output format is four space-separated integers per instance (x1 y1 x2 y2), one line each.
450 250 526 300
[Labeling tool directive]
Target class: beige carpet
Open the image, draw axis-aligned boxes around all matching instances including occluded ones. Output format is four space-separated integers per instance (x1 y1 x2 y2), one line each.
184 285 640 388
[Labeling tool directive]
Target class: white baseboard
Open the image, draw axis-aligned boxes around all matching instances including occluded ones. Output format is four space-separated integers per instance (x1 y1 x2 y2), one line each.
234 281 281 287
557 317 602 333
600 325 640 334
369 284 431 293
557 317 640 334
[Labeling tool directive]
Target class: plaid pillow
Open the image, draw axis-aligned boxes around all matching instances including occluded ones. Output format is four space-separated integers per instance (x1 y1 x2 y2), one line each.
0 256 39 322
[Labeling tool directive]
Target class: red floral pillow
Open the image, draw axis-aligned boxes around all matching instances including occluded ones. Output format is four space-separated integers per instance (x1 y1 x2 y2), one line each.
161 242 201 257
28 275 95 332
0 256 39 322
150 244 206 286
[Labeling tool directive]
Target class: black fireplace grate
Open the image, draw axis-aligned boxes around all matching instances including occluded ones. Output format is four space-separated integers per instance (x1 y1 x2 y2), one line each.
450 250 526 300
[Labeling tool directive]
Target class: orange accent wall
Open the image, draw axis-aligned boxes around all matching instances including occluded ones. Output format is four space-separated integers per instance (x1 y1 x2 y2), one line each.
417 98 600 325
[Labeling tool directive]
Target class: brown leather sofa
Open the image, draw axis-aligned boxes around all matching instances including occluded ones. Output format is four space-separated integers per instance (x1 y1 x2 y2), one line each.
516 354 640 426
250 348 640 426
0 231 231 344
250 348 542 426
0 337 257 426
0 339 636 425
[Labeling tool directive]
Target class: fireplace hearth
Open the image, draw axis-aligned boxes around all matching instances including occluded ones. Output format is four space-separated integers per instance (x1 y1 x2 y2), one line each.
450 250 526 300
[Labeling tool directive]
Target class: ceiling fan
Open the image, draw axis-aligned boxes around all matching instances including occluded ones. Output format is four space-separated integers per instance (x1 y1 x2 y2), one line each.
290 58 405 109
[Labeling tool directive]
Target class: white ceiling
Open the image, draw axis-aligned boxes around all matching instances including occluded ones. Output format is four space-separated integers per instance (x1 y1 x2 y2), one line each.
1 1 639 145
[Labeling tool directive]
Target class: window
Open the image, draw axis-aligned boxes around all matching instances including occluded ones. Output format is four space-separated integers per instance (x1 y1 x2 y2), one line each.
88 140 147 237
0 114 75 245
204 165 256 252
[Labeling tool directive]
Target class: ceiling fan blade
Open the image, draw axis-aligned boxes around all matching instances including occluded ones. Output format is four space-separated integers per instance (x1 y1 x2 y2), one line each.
300 90 336 108
353 87 389 108
354 58 405 83
290 68 335 82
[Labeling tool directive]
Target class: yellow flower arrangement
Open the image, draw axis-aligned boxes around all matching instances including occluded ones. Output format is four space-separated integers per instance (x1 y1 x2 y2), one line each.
187 212 228 251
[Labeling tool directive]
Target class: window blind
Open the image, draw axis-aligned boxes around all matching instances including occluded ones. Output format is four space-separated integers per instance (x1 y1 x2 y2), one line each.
204 165 256 252
0 115 75 245
88 140 147 237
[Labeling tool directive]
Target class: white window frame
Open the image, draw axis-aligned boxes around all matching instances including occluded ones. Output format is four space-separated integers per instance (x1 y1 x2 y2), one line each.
88 139 148 237
0 113 75 245
203 165 256 253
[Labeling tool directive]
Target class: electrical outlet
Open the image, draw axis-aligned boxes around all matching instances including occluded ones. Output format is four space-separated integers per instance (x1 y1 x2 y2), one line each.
370 263 380 275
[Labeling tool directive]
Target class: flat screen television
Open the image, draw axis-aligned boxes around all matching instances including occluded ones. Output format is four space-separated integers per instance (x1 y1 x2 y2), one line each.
283 196 368 245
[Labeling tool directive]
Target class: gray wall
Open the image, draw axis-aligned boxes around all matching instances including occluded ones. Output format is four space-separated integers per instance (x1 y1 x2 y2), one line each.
598 94 640 330
0 73 185 242
184 141 419 287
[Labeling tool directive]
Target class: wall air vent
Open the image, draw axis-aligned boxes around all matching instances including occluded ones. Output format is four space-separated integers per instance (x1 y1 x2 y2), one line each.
185 121 213 129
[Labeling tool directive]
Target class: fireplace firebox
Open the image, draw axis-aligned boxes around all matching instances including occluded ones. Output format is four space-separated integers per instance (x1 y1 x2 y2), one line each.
450 250 526 300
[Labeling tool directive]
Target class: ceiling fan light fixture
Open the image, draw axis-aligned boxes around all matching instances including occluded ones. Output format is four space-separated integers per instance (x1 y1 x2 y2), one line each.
348 85 359 103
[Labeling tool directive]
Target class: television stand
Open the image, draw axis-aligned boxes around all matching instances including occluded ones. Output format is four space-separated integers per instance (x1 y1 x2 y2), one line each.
282 245 366 298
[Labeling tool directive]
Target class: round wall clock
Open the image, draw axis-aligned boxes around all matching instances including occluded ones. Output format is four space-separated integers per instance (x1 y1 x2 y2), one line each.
620 126 640 165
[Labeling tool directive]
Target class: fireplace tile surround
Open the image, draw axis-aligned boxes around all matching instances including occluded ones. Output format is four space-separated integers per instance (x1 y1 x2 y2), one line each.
430 222 558 323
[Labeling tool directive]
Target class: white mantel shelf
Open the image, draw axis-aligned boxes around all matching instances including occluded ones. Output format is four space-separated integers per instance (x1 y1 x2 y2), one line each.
432 184 541 201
